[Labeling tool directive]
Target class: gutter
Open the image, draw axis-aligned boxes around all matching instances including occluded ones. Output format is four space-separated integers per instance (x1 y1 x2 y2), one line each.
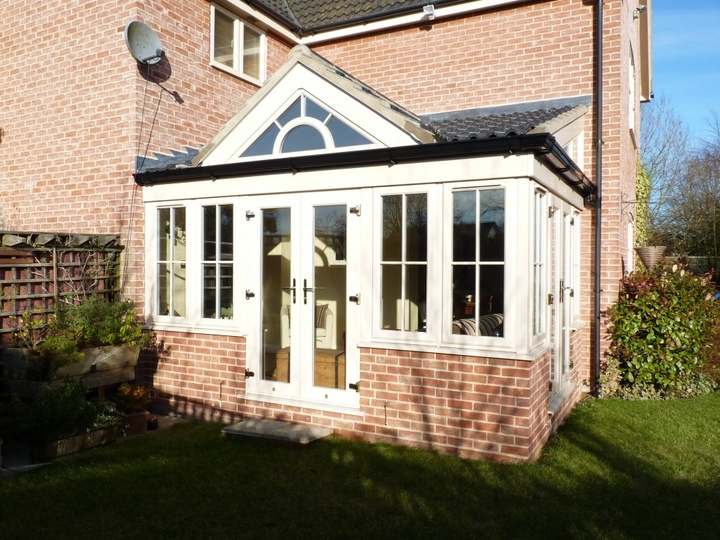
134 134 594 196
592 0 604 396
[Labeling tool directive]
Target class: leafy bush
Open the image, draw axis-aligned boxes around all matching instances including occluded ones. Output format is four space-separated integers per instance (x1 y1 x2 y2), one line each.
111 383 152 413
49 297 150 349
601 262 720 398
3 378 121 442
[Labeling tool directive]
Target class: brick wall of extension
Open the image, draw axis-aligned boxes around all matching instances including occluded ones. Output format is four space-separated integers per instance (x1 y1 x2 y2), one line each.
138 327 584 462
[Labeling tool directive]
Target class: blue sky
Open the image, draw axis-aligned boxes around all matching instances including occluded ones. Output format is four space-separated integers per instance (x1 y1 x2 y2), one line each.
651 0 720 139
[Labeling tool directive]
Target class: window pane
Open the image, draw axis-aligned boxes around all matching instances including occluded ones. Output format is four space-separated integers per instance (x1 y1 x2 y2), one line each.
479 266 504 320
242 123 280 157
158 262 170 315
242 25 261 79
278 98 301 127
452 265 476 321
453 191 476 262
405 193 427 262
220 265 233 319
173 262 186 317
174 208 186 260
203 206 217 261
220 205 233 260
381 264 402 330
406 265 427 332
479 189 504 262
305 98 329 122
158 208 170 260
203 265 217 317
213 10 234 68
327 116 371 147
281 125 325 153
382 195 402 262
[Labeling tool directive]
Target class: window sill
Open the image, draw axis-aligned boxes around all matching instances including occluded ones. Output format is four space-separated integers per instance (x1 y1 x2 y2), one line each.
210 62 263 87
548 382 576 417
242 392 364 416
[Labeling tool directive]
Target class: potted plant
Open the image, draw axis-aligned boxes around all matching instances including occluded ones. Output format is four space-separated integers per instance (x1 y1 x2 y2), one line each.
2 377 122 462
111 382 152 436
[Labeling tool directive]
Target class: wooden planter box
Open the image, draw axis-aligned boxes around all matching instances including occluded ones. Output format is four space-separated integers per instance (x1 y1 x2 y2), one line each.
1 345 140 398
29 424 119 463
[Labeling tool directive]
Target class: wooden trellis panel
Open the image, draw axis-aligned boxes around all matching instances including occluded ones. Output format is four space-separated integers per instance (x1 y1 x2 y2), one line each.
0 232 124 344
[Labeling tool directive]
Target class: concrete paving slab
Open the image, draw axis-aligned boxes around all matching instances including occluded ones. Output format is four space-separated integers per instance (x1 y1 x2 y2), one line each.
221 419 333 445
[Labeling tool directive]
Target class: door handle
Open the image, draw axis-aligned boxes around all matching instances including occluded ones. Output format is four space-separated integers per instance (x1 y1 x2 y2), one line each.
303 280 325 304
281 278 296 304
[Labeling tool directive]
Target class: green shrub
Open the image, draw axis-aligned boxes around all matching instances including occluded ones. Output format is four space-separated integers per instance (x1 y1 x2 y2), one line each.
3 378 121 442
601 262 720 398
49 297 149 349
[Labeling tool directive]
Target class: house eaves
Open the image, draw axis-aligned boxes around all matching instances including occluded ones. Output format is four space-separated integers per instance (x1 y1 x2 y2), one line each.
135 133 595 197
237 0 529 44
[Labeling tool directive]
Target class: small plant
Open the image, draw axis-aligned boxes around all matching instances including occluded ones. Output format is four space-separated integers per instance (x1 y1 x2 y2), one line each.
111 383 152 413
11 311 47 350
3 378 121 442
601 262 720 398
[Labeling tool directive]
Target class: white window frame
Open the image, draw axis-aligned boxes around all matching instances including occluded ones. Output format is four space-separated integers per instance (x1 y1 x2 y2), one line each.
532 188 549 346
146 199 242 334
210 3 266 85
439 181 522 354
372 186 438 345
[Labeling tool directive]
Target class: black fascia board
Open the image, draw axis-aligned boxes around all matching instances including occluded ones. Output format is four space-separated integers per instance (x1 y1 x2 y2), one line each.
133 134 595 196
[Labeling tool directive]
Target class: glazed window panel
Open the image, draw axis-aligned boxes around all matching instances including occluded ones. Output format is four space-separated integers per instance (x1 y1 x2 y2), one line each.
451 189 505 337
533 190 548 337
157 207 187 317
210 3 266 83
202 204 234 319
380 193 427 332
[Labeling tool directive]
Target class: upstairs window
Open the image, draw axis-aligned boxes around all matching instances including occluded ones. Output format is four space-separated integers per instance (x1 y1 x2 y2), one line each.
211 3 266 84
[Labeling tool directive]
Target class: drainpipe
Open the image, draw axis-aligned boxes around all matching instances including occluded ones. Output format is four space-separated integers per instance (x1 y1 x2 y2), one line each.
593 0 604 397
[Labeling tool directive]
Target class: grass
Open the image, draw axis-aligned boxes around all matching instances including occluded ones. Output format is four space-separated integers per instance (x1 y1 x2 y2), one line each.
2 393 720 540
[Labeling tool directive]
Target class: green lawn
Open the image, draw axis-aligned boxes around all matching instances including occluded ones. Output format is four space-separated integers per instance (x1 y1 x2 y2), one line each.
2 393 719 540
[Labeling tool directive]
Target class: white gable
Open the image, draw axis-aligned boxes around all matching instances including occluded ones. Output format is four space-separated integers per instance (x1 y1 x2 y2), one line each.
198 46 434 167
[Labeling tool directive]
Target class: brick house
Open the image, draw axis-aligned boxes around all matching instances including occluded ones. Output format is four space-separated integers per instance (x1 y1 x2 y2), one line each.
0 0 652 461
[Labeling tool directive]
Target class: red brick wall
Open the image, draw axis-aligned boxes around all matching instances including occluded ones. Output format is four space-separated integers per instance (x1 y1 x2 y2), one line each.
141 334 556 462
0 0 292 304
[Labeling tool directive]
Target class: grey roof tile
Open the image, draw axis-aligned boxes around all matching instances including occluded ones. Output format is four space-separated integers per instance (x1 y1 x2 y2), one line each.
421 96 591 141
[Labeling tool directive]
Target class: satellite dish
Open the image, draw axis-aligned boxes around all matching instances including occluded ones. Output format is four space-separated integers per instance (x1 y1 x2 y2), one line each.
124 20 164 64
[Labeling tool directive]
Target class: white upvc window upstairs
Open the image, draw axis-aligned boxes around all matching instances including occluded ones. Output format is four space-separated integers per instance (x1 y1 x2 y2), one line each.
211 3 266 84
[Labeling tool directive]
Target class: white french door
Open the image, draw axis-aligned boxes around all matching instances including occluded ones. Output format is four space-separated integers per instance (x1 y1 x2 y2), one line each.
550 206 573 394
245 191 360 409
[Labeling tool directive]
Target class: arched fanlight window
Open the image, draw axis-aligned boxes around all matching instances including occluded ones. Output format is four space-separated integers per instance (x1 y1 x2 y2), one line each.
241 95 372 158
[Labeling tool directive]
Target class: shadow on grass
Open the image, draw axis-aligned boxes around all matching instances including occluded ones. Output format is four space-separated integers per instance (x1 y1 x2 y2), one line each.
2 397 719 540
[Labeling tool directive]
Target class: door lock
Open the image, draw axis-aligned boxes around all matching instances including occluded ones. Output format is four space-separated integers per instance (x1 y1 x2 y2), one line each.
349 293 361 305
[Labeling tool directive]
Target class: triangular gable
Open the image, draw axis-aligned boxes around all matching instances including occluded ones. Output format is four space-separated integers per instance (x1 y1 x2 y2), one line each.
195 45 435 167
